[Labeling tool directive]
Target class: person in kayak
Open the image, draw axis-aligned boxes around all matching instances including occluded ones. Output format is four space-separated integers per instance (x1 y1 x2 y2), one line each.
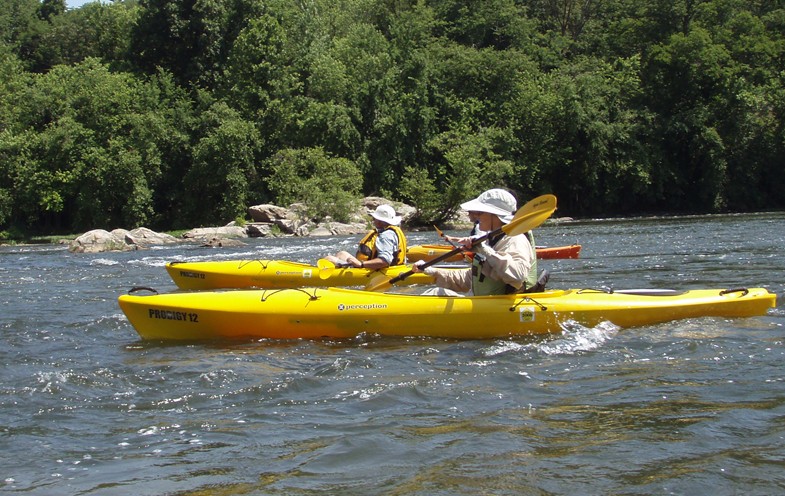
324 204 407 270
441 210 483 262
450 211 483 239
412 188 537 296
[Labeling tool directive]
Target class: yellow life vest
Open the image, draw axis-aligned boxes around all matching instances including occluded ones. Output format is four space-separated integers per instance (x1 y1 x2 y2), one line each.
355 225 407 266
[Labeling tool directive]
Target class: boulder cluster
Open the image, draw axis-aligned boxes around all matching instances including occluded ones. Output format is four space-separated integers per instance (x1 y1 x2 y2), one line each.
68 197 426 254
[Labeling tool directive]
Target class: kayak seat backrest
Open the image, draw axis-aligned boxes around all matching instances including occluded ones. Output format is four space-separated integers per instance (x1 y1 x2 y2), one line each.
520 269 549 294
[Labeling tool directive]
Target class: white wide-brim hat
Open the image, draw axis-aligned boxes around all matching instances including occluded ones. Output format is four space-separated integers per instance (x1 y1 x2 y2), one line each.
370 204 402 226
460 189 517 224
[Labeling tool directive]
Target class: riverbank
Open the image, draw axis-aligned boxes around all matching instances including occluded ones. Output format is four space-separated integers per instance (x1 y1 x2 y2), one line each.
0 197 424 248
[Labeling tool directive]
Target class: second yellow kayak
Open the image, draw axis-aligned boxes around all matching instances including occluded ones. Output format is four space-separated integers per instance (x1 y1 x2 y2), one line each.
165 259 457 291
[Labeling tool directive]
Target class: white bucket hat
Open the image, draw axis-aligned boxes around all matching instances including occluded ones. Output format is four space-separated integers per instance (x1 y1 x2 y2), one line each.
369 204 402 226
460 189 517 224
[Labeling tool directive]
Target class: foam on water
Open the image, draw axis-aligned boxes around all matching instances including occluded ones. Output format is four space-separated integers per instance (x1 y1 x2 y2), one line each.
478 321 619 358
538 320 620 355
90 258 118 266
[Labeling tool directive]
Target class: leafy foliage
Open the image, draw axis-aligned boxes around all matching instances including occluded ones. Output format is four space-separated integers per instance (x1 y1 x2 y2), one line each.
0 0 783 236
266 148 361 223
181 102 261 226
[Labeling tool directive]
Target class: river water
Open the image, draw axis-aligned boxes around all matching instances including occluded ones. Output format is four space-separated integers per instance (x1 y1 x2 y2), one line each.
1 213 783 495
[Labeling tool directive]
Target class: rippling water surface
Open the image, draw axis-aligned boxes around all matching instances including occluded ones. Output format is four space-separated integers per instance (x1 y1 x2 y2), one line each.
1 213 784 495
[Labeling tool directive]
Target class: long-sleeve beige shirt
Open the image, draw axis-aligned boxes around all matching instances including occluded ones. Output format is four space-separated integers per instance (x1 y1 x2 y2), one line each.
425 233 535 294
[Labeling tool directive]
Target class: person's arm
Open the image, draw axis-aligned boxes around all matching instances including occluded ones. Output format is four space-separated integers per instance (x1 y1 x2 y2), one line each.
412 263 471 292
347 255 365 268
361 257 386 270
365 230 399 269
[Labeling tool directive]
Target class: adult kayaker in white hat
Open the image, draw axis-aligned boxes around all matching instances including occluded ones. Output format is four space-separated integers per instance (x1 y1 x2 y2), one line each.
413 188 538 296
324 204 408 270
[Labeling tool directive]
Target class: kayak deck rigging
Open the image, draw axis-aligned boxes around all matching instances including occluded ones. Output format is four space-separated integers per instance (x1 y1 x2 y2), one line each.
118 284 776 341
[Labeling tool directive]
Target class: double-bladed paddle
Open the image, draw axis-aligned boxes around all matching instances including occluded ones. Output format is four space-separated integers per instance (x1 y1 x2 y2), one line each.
316 258 340 279
365 194 557 292
433 224 458 248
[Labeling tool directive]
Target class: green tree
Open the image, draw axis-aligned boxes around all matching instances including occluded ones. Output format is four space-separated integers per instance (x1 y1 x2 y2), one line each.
0 0 50 71
429 0 532 50
0 58 193 233
0 45 28 130
642 28 735 212
181 102 261 226
321 21 400 193
529 56 656 215
38 0 65 22
400 125 513 223
130 0 240 89
219 11 300 145
266 147 361 222
2 0 784 236
35 1 140 70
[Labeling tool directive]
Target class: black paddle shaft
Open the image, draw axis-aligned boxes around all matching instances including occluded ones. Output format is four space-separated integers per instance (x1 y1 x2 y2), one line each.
387 226 506 286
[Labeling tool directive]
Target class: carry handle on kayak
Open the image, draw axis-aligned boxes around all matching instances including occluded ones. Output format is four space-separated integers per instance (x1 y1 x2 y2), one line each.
365 194 557 292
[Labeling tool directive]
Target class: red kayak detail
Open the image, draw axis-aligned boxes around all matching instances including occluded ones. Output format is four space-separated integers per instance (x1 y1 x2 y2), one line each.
406 244 581 263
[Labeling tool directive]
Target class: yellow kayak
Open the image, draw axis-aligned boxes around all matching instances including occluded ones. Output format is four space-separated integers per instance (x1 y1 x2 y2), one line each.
118 286 776 341
165 259 454 290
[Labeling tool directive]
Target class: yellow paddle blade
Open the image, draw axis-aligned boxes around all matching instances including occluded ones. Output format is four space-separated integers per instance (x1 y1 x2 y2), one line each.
316 259 336 280
501 194 557 238
365 273 394 292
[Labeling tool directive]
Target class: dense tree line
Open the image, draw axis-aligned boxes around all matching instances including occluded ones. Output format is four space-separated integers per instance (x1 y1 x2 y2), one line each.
1 0 784 237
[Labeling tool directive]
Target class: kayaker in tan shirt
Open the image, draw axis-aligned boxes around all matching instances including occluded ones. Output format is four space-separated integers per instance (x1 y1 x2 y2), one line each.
412 189 537 296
